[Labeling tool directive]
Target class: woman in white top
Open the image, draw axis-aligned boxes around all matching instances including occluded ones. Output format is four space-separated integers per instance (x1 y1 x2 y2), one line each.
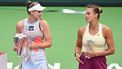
74 4 115 69
13 1 52 69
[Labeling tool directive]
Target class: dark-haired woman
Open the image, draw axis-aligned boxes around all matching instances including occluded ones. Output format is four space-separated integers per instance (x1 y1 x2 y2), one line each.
13 2 52 69
74 4 115 69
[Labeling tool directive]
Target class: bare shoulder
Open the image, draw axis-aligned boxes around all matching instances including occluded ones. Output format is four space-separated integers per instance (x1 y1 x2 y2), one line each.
78 25 86 35
39 19 50 30
16 20 24 28
102 24 112 32
102 24 113 37
16 19 24 33
40 19 48 26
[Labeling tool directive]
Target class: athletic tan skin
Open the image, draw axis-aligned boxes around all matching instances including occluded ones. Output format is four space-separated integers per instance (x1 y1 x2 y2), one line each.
74 6 115 64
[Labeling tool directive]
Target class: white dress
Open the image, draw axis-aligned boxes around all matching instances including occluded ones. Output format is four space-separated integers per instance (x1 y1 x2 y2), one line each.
21 18 48 69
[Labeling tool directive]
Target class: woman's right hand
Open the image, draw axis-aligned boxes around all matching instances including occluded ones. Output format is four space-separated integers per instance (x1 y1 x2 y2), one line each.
75 53 84 64
13 45 20 52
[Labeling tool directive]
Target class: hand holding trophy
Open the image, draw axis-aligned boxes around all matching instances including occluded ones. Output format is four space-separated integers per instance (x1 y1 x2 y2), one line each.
13 33 27 57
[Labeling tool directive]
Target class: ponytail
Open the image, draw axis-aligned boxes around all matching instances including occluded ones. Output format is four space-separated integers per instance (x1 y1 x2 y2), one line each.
26 1 32 14
98 7 103 14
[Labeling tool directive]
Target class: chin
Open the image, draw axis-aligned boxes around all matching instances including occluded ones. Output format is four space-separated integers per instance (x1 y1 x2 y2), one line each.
86 21 90 23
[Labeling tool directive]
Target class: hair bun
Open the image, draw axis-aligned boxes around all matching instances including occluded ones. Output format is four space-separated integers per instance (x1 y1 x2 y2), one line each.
99 7 103 13
26 0 32 14
26 0 32 6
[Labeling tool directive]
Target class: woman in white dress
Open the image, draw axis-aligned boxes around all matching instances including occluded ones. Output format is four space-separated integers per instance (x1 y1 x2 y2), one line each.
13 1 52 69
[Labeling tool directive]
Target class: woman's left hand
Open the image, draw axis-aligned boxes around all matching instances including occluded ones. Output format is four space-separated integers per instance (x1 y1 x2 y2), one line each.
84 51 97 59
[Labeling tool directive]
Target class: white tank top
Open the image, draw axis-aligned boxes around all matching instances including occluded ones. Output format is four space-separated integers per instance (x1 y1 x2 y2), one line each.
82 23 107 52
22 18 46 60
22 18 44 39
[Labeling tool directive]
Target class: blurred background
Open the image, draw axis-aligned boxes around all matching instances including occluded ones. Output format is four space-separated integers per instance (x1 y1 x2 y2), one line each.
0 0 122 69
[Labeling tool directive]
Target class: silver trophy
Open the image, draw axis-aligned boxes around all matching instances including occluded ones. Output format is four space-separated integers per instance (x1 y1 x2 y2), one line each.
22 36 32 61
14 33 32 61
14 33 33 69
14 33 27 57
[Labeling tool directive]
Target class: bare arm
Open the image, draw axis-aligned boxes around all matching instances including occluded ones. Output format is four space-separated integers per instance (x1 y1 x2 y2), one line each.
13 20 24 51
95 26 115 56
74 28 83 54
16 20 24 33
74 27 85 64
32 20 52 48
